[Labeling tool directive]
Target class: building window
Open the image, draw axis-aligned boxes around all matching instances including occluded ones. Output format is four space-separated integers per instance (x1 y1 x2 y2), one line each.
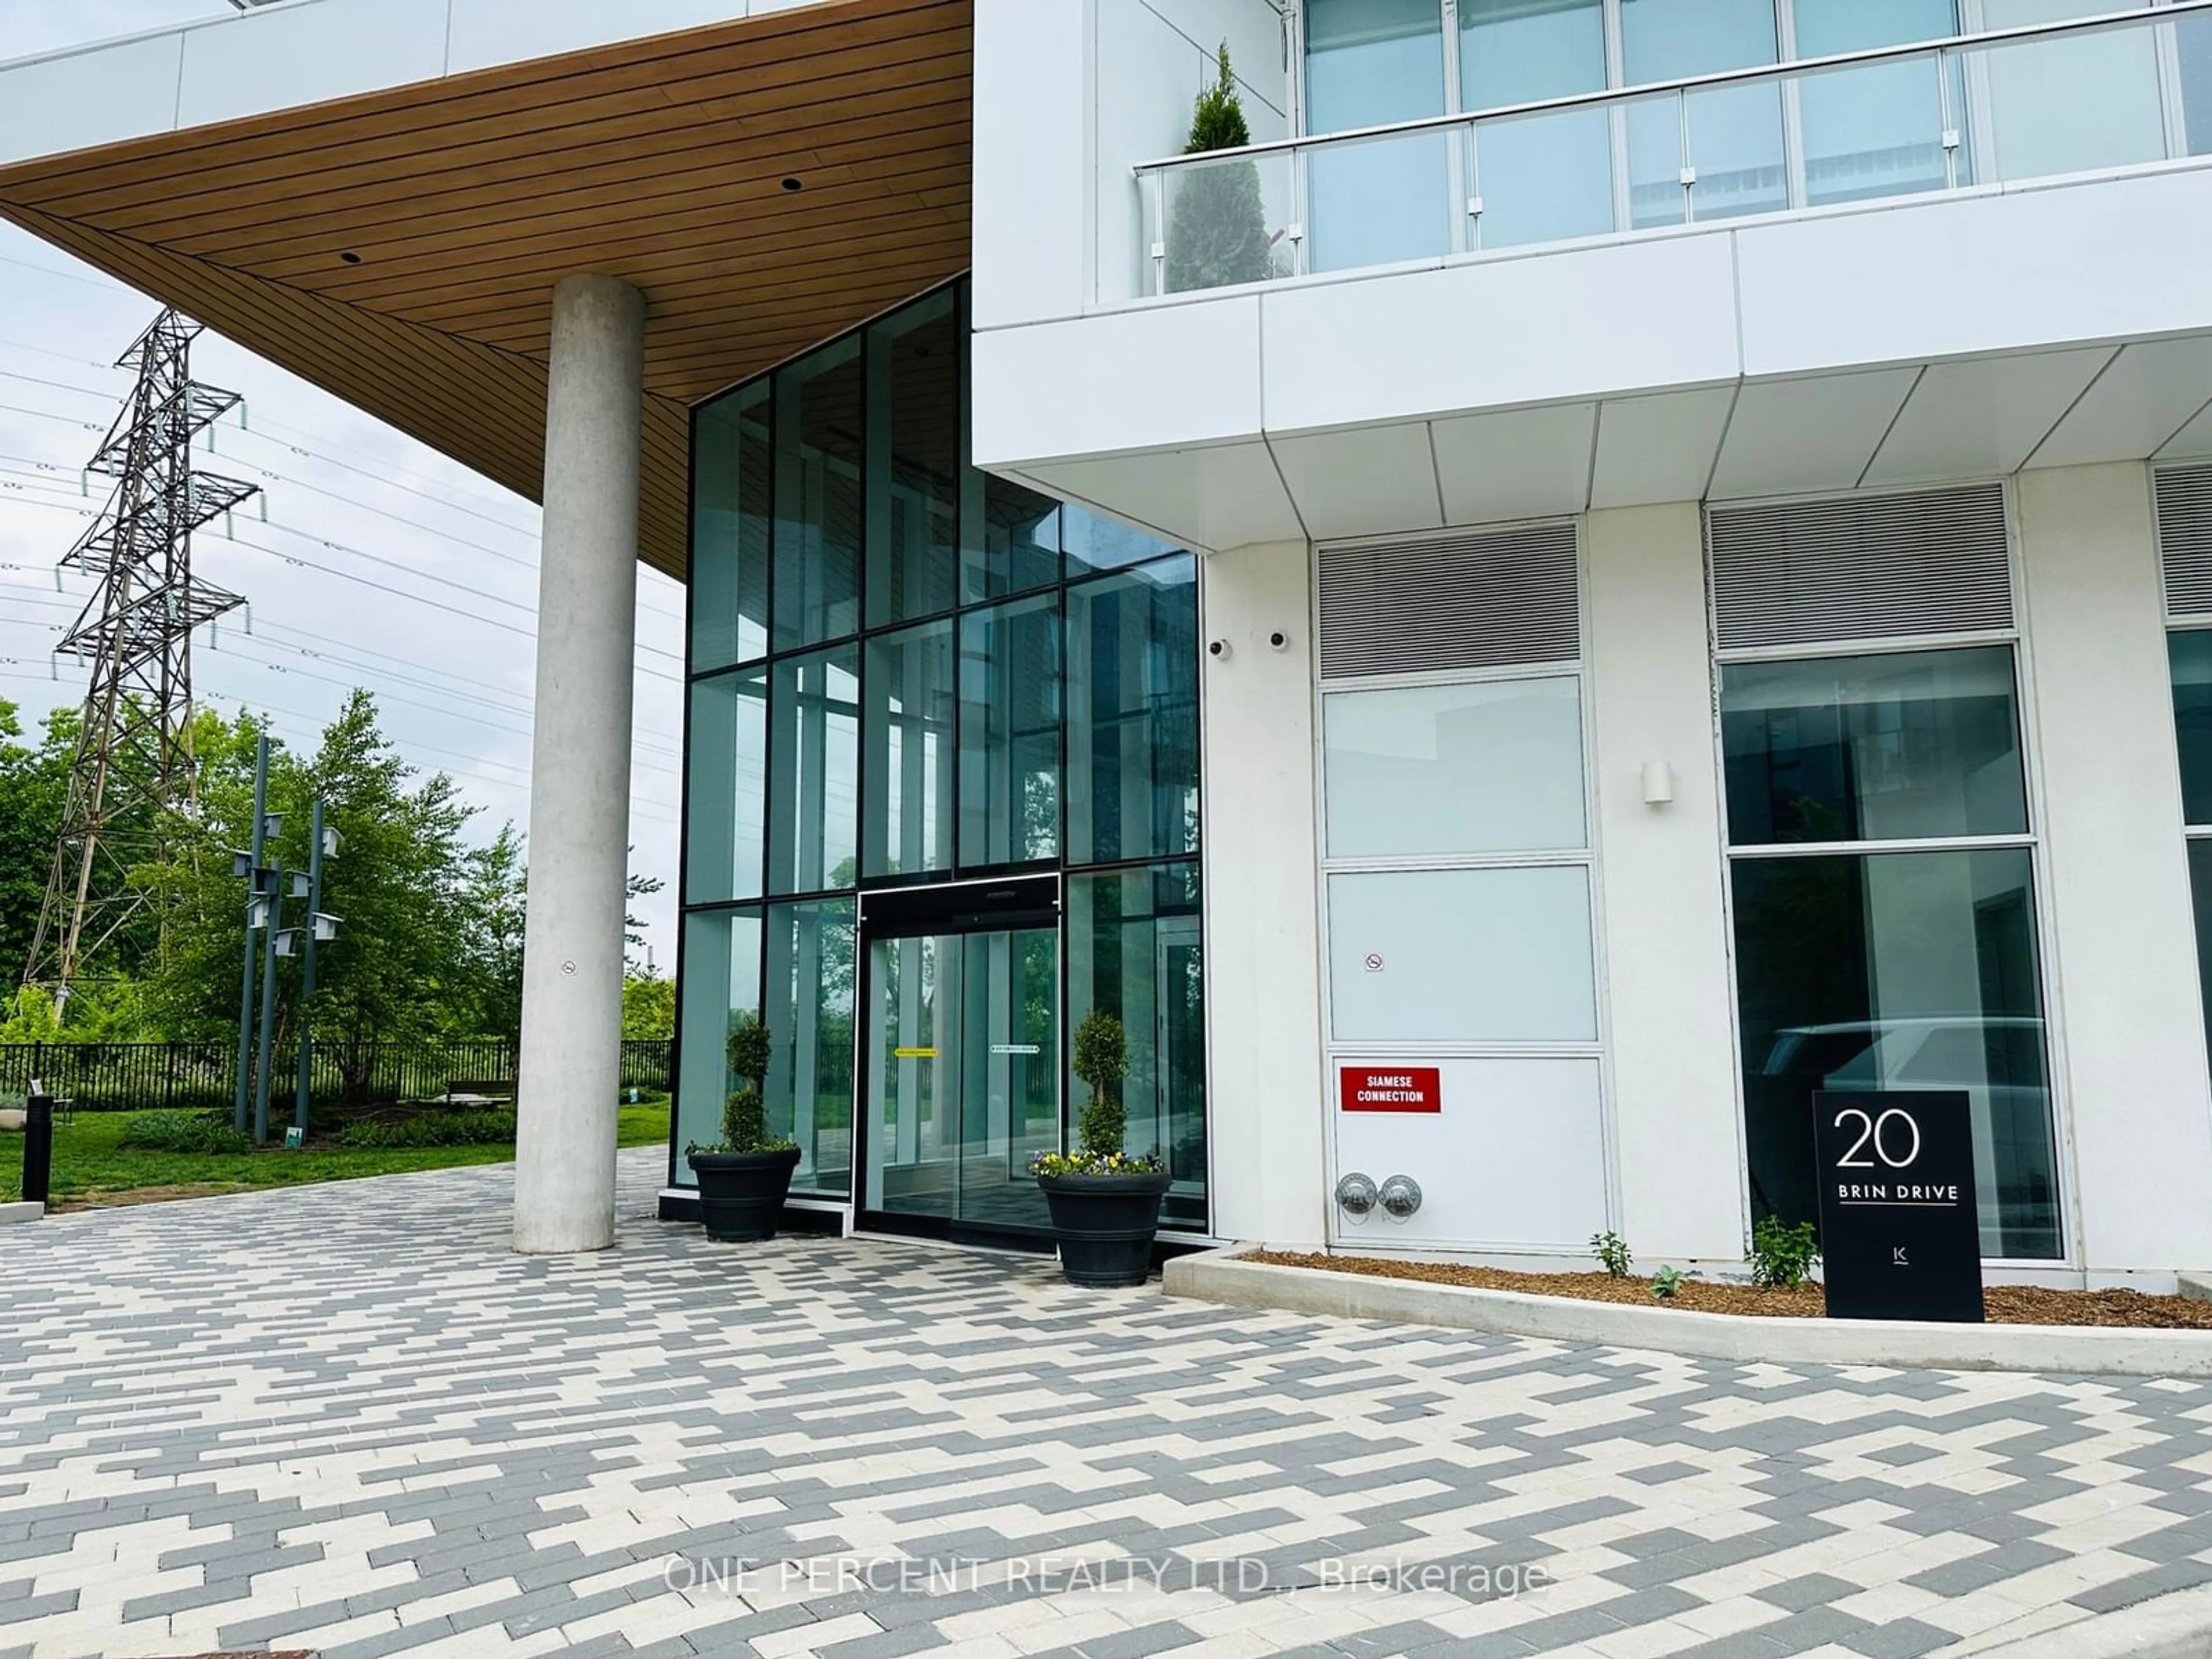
685 666 767 905
766 897 857 1198
677 278 1205 1221
766 646 859 899
1066 556 1200 866
675 907 763 1162
2169 628 2212 1061
861 621 955 880
1069 863 1207 1230
1721 644 2062 1260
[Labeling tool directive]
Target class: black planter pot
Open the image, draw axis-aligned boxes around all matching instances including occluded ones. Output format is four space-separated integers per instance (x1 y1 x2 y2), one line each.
687 1147 802 1243
1037 1169 1173 1287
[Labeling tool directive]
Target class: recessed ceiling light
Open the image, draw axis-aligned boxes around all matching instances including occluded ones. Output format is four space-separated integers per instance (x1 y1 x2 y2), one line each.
781 177 803 192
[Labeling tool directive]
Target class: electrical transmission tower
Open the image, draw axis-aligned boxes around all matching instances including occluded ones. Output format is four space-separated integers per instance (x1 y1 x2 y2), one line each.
21 310 258 1002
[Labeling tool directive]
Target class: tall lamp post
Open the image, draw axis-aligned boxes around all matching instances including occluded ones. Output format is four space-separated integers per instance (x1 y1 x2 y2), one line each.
231 733 277 1138
278 801 340 1139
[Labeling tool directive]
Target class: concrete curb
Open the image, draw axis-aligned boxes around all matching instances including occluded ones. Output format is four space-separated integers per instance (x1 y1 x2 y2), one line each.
1162 1246 2212 1379
1953 1581 2212 1655
0 1200 44 1225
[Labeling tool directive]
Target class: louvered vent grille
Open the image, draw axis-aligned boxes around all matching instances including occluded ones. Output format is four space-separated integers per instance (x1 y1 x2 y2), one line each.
2158 465 2212 619
1317 522 1579 680
1709 484 2012 650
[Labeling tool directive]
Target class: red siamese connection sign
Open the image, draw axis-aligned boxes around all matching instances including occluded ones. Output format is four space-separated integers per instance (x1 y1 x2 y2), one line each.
1339 1066 1442 1113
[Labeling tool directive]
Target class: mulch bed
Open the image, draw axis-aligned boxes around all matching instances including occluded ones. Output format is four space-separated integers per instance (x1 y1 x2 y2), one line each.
1246 1251 2212 1330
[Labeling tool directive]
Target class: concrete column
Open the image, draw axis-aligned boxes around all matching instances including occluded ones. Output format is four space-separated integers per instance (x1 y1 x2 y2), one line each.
1584 505 1748 1266
514 273 646 1255
1201 540 1329 1248
2016 464 2212 1280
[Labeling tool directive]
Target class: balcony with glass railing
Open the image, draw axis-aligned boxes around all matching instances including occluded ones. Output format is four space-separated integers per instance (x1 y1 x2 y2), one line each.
1135 2 2212 300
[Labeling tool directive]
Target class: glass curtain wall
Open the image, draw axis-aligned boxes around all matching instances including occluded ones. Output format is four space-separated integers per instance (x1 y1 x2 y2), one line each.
680 277 1207 1221
1721 645 2062 1259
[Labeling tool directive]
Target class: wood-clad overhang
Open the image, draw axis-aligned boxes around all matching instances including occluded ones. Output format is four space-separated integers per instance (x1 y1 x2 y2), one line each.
0 0 973 582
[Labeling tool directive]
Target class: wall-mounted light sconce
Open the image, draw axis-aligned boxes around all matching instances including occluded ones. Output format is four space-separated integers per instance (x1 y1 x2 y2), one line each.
1641 761 1676 807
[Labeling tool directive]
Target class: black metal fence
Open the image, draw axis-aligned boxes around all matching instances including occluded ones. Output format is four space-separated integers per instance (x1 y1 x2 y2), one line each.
0 1040 673 1111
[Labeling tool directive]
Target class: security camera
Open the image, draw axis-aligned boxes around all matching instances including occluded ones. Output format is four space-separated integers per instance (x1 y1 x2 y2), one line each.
1267 630 1290 652
1207 638 1232 660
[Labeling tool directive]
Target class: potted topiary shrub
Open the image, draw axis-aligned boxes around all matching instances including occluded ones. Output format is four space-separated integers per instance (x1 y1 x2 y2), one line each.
1032 1012 1173 1287
1164 43 1276 294
685 1013 800 1243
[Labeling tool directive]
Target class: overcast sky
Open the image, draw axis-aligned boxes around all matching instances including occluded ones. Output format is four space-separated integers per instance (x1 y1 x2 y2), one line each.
0 1 687 969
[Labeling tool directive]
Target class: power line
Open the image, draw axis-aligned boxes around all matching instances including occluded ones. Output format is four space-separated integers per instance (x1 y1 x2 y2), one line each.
0 366 687 621
195 688 679 827
0 450 690 652
1 488 687 680
0 577 684 765
0 589 681 770
0 252 121 293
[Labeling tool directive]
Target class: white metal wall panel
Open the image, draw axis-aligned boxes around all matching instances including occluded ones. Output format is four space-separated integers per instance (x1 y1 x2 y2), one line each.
1707 484 2012 650
2158 465 2212 619
1317 521 1580 680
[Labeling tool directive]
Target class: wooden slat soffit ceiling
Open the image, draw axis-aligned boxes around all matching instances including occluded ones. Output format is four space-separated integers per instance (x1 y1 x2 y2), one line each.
0 0 974 580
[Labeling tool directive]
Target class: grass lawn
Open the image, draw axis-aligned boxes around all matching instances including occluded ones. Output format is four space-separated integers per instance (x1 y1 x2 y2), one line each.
0 1103 671 1209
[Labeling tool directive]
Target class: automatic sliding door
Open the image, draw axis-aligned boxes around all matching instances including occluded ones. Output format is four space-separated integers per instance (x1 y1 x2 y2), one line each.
866 931 958 1219
956 927 1057 1231
859 877 1062 1238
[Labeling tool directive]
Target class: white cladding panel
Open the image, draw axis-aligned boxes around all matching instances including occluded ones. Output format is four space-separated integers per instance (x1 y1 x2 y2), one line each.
0 0 800 165
177 0 450 128
1331 1058 1608 1252
0 32 183 165
447 0 753 72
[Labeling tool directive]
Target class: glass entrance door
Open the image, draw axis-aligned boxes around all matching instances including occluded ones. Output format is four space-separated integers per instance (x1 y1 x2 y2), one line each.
859 879 1060 1239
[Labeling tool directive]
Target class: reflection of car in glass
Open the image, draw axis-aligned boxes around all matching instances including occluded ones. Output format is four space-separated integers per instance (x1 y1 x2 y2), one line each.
1751 1017 2058 1259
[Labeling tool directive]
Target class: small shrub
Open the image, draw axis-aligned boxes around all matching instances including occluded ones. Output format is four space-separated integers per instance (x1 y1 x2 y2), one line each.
1651 1266 1685 1302
726 1013 771 1092
1590 1230 1633 1279
337 1110 517 1149
1074 1011 1130 1160
687 1014 794 1155
117 1111 251 1154
1749 1217 1821 1290
1165 45 1274 293
1034 1011 1161 1177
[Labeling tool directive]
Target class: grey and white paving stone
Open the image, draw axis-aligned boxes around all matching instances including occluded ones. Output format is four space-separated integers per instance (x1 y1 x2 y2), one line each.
6 1149 2212 1657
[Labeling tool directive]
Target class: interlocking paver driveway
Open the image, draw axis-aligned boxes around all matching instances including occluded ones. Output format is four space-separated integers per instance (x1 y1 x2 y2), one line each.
5 1149 2212 1658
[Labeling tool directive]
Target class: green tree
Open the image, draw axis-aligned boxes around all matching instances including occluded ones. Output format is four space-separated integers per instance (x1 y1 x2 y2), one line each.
622 974 675 1040
0 702 74 988
1164 44 1273 294
134 694 529 1098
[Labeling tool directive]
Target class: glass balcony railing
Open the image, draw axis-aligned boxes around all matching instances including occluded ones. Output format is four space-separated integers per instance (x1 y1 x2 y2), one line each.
1135 1 2212 298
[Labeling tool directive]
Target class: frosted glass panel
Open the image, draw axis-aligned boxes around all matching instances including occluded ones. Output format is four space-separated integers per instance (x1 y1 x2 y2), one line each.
1979 0 2164 181
1329 867 1596 1041
1622 0 1784 222
1460 0 1614 248
1305 0 1450 271
1324 677 1586 858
